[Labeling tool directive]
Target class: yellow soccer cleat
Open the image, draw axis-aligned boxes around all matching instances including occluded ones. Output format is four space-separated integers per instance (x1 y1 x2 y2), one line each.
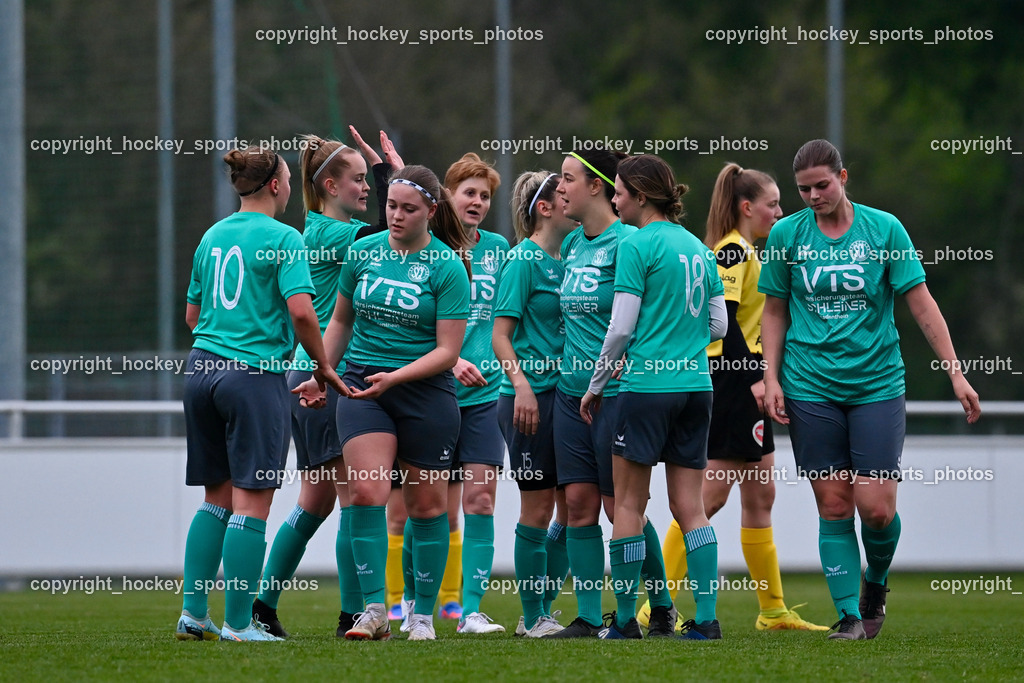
636 599 652 629
755 604 830 631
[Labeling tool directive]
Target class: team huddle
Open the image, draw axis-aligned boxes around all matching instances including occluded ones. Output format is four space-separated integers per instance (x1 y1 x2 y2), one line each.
175 130 981 643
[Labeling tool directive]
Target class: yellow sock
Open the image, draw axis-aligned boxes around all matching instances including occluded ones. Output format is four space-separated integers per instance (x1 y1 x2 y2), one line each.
385 532 405 607
439 529 462 605
741 526 786 612
662 519 688 601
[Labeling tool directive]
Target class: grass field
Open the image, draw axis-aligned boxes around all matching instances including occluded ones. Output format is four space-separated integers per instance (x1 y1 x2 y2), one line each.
2 571 1022 681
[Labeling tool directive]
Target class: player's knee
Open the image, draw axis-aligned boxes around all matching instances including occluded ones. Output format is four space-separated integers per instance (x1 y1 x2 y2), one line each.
859 505 895 530
817 495 855 520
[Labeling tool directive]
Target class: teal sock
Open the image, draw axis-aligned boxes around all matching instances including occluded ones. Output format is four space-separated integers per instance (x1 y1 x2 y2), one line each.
566 525 605 627
410 513 449 616
515 523 548 630
640 520 672 609
336 507 363 614
819 517 861 619
182 502 228 617
258 505 326 608
609 535 645 629
862 513 901 585
461 514 494 615
348 505 387 604
543 522 569 614
684 525 719 624
222 515 267 631
402 517 414 601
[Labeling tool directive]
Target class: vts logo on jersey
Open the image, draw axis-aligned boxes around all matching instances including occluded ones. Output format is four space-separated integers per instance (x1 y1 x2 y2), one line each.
359 274 421 310
471 274 496 301
798 264 865 293
562 267 600 294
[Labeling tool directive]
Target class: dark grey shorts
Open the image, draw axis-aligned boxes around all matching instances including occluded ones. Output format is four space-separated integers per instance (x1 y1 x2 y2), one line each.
184 349 291 489
450 400 505 482
613 391 713 469
785 395 906 479
552 389 617 496
287 369 342 470
336 362 461 471
498 389 557 491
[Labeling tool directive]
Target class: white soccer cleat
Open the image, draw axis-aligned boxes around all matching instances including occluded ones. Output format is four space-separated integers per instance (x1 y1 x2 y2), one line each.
400 597 415 633
514 616 527 636
525 612 565 638
457 612 506 634
406 613 436 641
344 603 391 640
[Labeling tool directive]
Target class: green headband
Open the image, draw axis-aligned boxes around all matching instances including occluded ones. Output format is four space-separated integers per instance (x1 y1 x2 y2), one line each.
569 152 614 187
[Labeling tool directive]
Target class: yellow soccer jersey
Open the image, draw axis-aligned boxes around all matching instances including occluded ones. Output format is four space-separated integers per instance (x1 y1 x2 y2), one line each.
707 230 762 357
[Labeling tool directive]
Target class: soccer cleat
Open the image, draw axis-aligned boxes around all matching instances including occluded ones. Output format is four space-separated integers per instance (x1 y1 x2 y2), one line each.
514 616 527 636
598 611 643 640
646 605 679 637
526 612 565 638
406 613 436 641
175 611 221 641
636 599 652 628
457 612 506 634
438 601 463 620
252 598 289 639
345 604 391 641
859 578 889 639
400 598 415 633
336 611 357 637
756 604 830 631
542 615 602 639
678 618 722 640
827 611 867 640
388 603 403 620
219 619 283 641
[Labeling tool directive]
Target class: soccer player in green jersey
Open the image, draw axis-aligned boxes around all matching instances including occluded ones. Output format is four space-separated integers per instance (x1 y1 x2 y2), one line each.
492 170 577 637
637 163 827 633
295 164 472 642
252 127 400 639
580 154 728 640
545 147 672 639
440 153 509 632
759 139 981 640
177 146 345 642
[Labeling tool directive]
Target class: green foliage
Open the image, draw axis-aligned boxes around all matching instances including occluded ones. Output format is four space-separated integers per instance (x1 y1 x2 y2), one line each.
23 1 1024 400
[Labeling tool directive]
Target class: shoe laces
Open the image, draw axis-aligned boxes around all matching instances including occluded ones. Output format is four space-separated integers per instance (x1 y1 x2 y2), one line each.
601 611 617 628
679 618 698 634
829 610 857 632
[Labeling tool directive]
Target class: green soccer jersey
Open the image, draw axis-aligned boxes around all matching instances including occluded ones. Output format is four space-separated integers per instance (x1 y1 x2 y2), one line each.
292 211 370 369
186 212 315 372
339 231 471 368
614 221 725 393
457 229 510 407
758 203 927 404
558 220 638 398
494 238 565 396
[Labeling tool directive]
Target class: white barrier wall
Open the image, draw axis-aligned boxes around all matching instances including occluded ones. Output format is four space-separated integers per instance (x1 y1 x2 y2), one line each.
2 436 1022 576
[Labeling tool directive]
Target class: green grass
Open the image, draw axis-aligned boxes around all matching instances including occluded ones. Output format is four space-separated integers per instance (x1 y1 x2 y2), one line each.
1 572 1022 681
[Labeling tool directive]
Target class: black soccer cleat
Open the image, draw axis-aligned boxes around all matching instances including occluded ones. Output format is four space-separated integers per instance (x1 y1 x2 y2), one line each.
678 618 722 640
827 610 867 640
542 615 603 638
336 610 357 637
646 605 678 637
859 577 889 639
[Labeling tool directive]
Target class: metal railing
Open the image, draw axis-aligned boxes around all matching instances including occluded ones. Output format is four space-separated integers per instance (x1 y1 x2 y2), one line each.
1 400 1023 441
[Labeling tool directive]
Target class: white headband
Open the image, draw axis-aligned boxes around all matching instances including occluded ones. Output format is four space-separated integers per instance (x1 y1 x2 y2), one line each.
312 144 348 182
528 173 558 217
389 178 438 205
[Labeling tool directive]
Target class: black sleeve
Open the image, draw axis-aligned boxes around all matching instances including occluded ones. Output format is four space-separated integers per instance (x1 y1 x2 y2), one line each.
354 162 393 240
721 300 763 386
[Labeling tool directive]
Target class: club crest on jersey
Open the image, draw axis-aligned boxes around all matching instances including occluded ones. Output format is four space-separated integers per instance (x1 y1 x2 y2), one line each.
481 253 499 274
592 247 610 267
849 240 870 262
752 420 764 447
407 263 430 283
